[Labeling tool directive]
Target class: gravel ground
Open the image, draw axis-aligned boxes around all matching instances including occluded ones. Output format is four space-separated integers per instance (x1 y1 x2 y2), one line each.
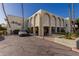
0 35 79 56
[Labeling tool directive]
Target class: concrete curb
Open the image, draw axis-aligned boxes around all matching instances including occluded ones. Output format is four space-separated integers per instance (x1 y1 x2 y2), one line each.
72 48 79 53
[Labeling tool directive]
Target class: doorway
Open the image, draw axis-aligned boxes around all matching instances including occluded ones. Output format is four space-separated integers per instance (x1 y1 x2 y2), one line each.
30 27 33 33
51 27 55 34
35 27 39 35
44 27 49 36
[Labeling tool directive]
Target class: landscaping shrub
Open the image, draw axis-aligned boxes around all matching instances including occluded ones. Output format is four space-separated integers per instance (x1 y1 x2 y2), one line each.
65 32 72 39
65 32 78 40
76 29 79 36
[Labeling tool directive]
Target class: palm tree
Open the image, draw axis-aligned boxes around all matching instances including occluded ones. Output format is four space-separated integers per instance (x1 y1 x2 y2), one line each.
72 3 76 33
68 3 72 33
21 3 24 29
2 3 12 33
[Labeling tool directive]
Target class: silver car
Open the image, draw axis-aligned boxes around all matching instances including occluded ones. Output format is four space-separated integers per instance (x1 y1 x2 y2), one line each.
18 30 30 37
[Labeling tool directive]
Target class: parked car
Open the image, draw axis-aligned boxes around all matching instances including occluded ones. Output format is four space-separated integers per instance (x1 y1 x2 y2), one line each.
13 30 19 35
18 30 30 37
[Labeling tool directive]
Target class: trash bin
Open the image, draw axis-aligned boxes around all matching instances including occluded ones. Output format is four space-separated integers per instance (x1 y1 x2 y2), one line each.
76 40 79 49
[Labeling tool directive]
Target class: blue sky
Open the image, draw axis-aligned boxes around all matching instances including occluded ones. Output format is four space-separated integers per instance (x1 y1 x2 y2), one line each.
0 3 79 24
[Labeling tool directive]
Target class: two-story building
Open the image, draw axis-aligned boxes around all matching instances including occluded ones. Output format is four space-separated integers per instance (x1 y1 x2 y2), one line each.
27 9 66 36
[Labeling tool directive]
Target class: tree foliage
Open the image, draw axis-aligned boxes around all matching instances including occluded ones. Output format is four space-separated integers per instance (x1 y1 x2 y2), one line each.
0 25 7 30
76 18 79 28
76 18 79 23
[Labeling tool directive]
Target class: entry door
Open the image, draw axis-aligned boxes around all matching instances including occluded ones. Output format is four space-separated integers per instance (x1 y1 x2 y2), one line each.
44 27 49 36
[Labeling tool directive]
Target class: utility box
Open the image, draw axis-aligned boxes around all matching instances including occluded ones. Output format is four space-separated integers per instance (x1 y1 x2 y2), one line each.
76 40 79 49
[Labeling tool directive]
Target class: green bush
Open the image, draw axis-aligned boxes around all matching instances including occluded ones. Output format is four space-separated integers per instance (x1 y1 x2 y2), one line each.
65 32 72 39
76 29 79 36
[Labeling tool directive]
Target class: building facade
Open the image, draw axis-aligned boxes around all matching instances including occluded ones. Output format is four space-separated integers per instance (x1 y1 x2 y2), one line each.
27 9 66 36
5 15 23 34
5 10 72 35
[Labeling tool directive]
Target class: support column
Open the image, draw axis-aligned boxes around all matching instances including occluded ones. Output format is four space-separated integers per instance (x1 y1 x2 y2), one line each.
39 13 41 36
55 17 57 33
33 27 35 35
59 27 61 33
59 18 62 33
39 27 41 36
55 27 57 33
33 16 36 35
49 14 51 36
39 27 44 36
49 27 52 35
41 27 44 36
38 13 44 36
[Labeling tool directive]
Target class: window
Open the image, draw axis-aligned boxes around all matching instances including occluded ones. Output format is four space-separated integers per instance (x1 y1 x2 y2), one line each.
11 21 21 26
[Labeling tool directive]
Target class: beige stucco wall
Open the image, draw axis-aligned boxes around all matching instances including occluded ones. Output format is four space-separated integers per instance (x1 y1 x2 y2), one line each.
42 14 49 26
35 14 40 27
61 19 64 27
27 9 65 28
51 16 55 27
28 15 40 27
6 15 23 31
56 17 60 27
26 9 72 36
31 17 34 27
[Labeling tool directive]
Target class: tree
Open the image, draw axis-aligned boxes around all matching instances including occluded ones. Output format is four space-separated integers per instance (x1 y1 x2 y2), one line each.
21 3 24 29
0 25 7 30
0 25 1 27
76 18 79 28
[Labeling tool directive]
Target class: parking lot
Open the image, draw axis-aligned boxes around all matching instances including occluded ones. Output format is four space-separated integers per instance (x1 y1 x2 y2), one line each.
0 35 79 56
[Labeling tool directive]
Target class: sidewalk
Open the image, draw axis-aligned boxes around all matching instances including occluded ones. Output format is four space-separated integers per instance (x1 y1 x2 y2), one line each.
36 35 77 48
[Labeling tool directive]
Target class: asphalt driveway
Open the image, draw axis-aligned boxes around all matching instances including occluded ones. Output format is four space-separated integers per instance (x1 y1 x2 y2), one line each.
0 35 79 56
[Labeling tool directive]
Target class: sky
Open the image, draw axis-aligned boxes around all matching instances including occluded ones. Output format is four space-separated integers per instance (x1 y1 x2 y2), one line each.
0 3 79 24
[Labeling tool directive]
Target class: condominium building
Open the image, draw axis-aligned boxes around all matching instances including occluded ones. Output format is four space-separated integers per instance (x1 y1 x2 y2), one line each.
5 15 23 34
27 9 66 36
